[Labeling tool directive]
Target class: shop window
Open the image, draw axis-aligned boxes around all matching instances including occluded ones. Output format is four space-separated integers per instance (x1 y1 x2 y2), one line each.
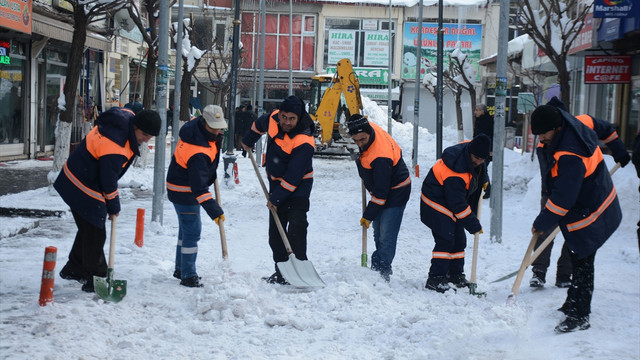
240 12 316 72
0 41 26 145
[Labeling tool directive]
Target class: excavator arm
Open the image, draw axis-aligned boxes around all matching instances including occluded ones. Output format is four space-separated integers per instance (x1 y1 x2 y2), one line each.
310 58 363 146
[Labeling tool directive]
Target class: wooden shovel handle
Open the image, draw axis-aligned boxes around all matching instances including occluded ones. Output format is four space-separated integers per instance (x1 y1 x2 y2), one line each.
108 217 117 269
470 186 484 284
213 178 228 260
248 151 294 255
361 181 367 266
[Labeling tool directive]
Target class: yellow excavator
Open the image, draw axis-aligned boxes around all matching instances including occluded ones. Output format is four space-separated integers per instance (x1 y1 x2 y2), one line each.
308 58 363 154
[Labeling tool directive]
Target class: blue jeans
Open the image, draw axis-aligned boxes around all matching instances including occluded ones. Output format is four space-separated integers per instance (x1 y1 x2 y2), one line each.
371 205 406 277
173 203 202 279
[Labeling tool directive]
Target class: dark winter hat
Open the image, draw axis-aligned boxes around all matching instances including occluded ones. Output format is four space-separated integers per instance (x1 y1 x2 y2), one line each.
347 114 373 135
531 105 563 135
133 109 162 136
279 95 305 117
469 133 491 159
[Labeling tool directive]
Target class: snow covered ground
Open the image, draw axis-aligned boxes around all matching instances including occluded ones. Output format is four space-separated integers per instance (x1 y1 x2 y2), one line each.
1 99 638 359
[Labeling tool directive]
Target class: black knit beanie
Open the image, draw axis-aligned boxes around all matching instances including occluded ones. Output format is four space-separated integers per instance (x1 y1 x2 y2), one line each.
531 105 563 135
347 114 373 135
279 95 304 117
469 134 491 159
133 110 161 136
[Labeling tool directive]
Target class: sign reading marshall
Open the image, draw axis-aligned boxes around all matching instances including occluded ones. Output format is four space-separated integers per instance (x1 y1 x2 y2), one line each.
593 0 634 18
584 56 631 84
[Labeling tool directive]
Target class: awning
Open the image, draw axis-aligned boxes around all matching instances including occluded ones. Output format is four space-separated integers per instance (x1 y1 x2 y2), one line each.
32 13 111 52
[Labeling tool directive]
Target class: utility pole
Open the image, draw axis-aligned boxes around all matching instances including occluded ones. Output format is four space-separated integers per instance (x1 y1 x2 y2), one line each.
224 0 241 180
152 0 169 224
412 0 424 172
490 0 509 243
436 0 443 159
171 0 184 157
387 0 393 135
256 0 266 162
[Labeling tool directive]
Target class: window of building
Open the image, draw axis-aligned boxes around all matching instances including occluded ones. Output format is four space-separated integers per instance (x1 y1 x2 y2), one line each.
323 18 396 70
240 12 316 71
0 40 26 145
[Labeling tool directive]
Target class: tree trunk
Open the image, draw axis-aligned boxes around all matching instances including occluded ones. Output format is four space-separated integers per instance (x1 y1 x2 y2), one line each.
50 9 88 184
556 56 571 111
180 61 192 121
455 89 464 142
143 54 157 110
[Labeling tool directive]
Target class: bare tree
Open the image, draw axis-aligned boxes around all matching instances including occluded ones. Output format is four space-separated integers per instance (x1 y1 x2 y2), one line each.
50 0 128 185
447 44 478 141
518 0 592 109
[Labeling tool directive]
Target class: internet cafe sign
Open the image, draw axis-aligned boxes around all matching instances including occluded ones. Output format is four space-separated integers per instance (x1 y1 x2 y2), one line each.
584 56 631 84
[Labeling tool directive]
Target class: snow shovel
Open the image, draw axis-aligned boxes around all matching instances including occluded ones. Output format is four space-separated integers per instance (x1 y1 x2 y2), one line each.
361 181 368 268
469 186 486 297
248 151 326 288
495 162 622 285
214 178 229 260
94 217 127 302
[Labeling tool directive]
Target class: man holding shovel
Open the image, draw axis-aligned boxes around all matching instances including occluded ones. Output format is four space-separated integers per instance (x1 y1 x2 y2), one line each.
55 107 161 293
166 104 227 288
347 114 411 282
529 105 622 333
420 135 490 293
241 96 316 285
529 96 630 289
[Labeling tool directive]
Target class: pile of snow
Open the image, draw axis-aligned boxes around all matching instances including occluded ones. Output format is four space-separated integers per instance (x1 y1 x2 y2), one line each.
0 100 638 359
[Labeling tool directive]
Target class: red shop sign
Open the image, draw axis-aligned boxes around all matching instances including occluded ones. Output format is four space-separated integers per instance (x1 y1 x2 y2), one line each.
584 56 631 84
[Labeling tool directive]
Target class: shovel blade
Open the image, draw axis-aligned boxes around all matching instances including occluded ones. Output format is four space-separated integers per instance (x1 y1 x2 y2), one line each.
94 273 127 303
469 282 486 297
277 254 326 289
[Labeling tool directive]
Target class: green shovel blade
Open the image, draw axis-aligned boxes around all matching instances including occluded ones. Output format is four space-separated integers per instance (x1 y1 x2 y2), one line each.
94 270 127 302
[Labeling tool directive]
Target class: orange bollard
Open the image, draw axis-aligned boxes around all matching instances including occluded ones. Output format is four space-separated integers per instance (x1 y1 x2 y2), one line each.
39 246 57 306
135 208 145 247
233 162 240 184
415 164 420 178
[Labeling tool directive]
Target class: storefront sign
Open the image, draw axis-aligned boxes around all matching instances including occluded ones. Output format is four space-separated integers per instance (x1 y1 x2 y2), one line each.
326 66 389 85
401 22 482 81
327 30 356 64
593 0 634 18
584 55 631 83
0 0 32 34
0 40 9 65
568 14 593 55
363 31 389 67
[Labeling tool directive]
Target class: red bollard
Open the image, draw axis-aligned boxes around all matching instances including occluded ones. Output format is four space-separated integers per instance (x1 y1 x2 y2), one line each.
233 162 240 184
415 164 420 178
135 208 145 247
39 246 57 306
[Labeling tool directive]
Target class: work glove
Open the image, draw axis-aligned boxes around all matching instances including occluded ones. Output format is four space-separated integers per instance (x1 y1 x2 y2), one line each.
477 229 483 235
615 153 630 168
360 217 371 229
483 182 489 191
214 214 225 225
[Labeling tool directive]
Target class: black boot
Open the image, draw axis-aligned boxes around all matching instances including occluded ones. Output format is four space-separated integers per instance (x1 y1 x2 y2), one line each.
555 316 590 333
448 273 470 288
263 266 289 285
60 264 85 284
180 276 204 288
425 276 451 293
555 274 572 288
529 271 546 288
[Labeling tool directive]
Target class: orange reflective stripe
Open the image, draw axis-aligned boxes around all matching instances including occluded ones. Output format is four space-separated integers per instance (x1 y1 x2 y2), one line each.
360 123 402 169
575 114 594 130
196 193 213 203
455 206 472 219
545 199 569 216
432 159 472 189
302 171 313 179
601 131 618 144
121 108 135 116
251 121 264 135
63 163 105 203
370 196 386 206
551 148 603 178
392 175 411 189
421 193 455 221
567 187 617 232
104 190 118 200
85 126 134 164
174 139 218 169
432 251 465 259
280 179 297 192
166 182 191 192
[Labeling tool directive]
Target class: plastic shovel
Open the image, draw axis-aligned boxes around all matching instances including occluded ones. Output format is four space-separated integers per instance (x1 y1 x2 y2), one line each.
248 151 325 289
94 218 127 302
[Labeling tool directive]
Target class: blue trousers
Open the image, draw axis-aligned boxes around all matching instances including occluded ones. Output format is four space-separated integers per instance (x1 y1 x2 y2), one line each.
173 203 202 279
370 205 406 277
